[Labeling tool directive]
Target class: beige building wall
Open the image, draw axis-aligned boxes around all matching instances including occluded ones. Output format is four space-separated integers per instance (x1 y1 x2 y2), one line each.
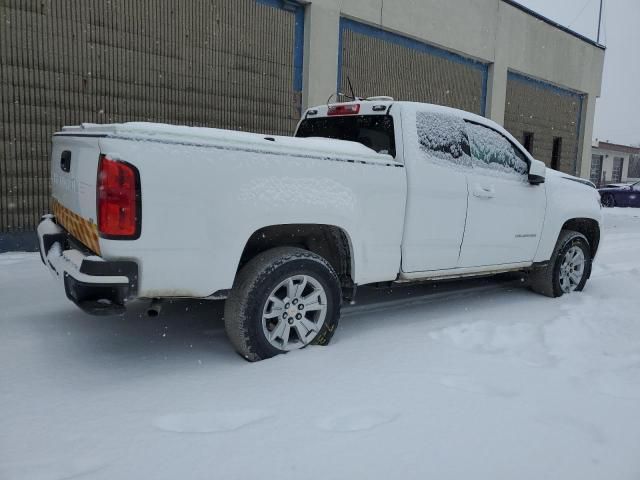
302 0 605 179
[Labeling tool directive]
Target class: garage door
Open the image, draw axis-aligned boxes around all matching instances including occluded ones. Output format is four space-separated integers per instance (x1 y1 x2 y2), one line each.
504 72 584 174
338 19 488 116
0 0 304 238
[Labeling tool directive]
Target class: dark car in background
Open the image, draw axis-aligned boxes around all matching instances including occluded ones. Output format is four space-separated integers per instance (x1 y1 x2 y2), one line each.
599 181 640 207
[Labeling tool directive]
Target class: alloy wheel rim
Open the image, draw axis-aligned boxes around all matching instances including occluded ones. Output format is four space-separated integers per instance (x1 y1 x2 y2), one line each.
559 245 585 293
261 274 328 351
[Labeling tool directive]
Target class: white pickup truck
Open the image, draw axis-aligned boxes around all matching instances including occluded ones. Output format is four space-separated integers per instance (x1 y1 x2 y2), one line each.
38 100 602 361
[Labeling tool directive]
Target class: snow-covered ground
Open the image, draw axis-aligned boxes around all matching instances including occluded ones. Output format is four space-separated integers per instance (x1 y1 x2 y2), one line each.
2 208 640 480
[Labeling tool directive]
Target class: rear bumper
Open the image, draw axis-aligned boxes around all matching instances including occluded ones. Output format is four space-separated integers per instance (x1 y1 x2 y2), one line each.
37 215 138 315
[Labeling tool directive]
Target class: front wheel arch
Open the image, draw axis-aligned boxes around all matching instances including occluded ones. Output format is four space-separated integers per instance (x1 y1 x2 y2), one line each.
561 218 600 259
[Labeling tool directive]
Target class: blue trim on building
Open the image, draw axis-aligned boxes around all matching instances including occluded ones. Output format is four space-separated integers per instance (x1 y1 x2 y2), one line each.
292 5 304 92
338 18 489 116
508 71 586 175
256 0 305 93
480 71 488 119
336 18 345 97
507 71 583 99
574 94 585 175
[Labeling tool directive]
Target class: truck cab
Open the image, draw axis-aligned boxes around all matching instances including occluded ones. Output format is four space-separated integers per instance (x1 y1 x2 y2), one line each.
296 100 553 278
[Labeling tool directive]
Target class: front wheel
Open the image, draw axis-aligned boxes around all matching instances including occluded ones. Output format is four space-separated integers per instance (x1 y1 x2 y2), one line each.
224 247 341 361
529 230 592 298
601 193 616 208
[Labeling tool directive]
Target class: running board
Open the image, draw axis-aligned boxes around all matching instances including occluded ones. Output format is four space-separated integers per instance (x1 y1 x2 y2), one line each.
397 262 532 283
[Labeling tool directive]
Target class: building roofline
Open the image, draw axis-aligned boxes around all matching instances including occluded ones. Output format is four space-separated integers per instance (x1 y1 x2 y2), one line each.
501 0 606 51
593 141 640 154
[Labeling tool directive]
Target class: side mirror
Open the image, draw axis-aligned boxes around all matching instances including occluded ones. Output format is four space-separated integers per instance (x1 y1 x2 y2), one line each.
528 159 546 185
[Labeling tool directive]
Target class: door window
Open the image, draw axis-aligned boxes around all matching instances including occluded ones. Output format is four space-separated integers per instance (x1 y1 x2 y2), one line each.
612 157 624 183
415 112 471 168
523 131 534 154
590 155 603 186
551 137 563 171
465 122 529 179
628 156 640 178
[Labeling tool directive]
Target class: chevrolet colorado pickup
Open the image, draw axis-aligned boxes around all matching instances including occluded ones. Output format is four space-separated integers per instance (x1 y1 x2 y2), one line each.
38 100 602 361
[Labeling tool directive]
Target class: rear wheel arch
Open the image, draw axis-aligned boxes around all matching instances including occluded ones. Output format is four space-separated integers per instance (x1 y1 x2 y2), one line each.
225 246 342 361
237 224 355 295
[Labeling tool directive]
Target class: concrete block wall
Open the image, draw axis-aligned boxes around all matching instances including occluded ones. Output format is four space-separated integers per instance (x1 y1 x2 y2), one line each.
504 73 583 174
337 20 487 115
0 0 303 235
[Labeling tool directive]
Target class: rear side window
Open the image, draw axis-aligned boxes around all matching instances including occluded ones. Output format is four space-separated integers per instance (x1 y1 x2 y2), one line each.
466 122 529 179
416 112 471 168
295 115 396 157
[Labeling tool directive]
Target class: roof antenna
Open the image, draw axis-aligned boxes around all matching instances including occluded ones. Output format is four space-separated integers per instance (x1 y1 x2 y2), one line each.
347 76 357 101
332 77 360 103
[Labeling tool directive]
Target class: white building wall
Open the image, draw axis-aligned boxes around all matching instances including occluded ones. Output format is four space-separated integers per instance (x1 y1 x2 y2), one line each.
593 148 633 183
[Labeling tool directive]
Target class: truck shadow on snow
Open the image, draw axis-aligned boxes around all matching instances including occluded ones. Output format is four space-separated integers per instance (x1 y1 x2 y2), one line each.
51 274 524 368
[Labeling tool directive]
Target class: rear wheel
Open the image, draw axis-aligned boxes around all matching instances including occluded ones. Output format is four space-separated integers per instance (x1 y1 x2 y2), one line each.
529 230 592 298
601 193 616 208
224 247 341 361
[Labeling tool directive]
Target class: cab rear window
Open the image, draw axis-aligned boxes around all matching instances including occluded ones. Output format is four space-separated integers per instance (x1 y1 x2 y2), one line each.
295 115 396 157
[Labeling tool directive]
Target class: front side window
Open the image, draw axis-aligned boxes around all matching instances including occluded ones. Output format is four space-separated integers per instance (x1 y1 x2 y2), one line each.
415 112 471 168
296 115 396 157
466 122 529 179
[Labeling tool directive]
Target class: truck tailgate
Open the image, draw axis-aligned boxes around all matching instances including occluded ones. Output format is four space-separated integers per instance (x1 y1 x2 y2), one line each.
50 134 102 253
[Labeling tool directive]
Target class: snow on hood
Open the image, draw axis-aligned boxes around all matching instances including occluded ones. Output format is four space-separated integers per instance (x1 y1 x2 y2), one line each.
544 168 596 189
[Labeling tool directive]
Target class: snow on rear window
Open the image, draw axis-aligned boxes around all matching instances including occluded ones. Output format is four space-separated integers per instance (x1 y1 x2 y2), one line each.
466 123 528 179
416 112 472 168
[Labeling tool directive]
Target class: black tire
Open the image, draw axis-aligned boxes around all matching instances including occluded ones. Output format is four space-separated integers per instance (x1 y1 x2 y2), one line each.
529 230 592 298
224 247 341 362
601 193 615 208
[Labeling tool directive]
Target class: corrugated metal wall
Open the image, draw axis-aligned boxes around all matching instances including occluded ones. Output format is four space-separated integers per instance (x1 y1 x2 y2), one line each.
0 0 303 238
504 72 583 174
338 19 488 116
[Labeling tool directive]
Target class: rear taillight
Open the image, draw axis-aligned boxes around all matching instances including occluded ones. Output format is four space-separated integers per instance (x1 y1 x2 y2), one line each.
327 103 360 116
97 155 141 239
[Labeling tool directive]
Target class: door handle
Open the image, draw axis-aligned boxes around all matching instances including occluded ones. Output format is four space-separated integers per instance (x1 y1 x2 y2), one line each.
472 184 495 199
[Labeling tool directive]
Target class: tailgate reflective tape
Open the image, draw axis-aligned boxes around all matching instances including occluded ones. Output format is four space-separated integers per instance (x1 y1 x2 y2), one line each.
52 199 101 255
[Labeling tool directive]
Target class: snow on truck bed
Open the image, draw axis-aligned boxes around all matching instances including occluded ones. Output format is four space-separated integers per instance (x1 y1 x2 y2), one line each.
59 122 396 164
